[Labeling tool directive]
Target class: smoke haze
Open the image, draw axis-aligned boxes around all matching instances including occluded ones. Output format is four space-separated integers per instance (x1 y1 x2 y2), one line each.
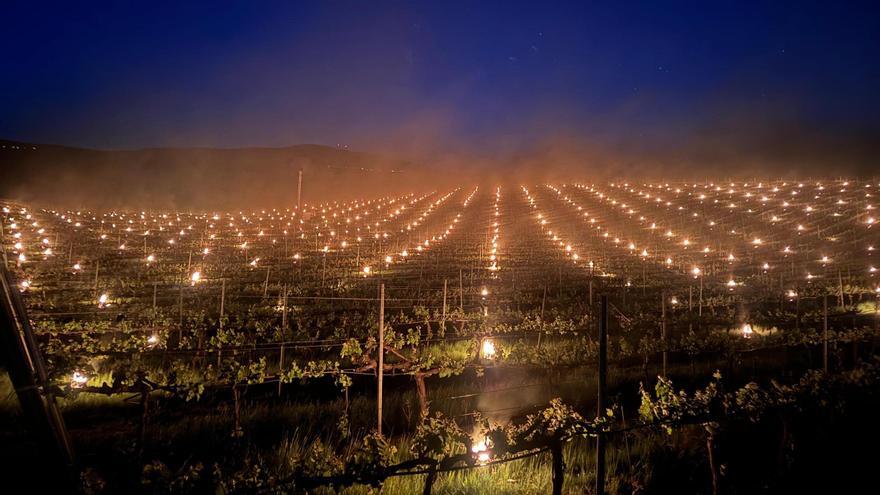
2 2 878 208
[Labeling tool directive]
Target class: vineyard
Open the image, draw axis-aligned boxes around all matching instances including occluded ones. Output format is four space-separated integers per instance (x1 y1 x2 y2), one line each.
2 180 880 494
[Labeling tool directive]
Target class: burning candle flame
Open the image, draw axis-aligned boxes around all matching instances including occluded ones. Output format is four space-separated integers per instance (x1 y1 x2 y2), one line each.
480 339 496 359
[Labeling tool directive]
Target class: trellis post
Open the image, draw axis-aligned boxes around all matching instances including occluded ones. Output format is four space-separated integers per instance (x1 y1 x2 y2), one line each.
263 265 271 298
377 283 385 435
441 279 447 331
661 290 667 377
278 343 285 396
455 268 462 312
282 285 289 333
93 259 100 293
219 278 226 331
596 294 608 495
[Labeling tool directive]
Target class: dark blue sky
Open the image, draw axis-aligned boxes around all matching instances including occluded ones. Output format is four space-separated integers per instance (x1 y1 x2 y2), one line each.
2 1 879 156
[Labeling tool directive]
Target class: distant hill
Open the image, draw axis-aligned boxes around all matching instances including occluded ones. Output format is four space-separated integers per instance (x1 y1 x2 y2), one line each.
0 139 420 210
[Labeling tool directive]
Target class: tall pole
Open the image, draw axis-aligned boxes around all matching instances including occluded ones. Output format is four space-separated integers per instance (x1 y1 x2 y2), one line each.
699 276 703 317
263 265 270 298
297 169 303 210
377 283 385 436
596 295 608 495
278 344 285 396
93 259 100 294
541 285 547 321
219 278 226 331
0 267 75 485
689 285 693 312
661 291 667 377
589 278 593 308
442 279 447 331
459 268 464 311
282 285 289 334
178 282 184 333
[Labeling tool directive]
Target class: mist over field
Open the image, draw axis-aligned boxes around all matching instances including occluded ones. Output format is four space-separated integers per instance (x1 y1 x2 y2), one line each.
3 110 879 211
0 140 444 210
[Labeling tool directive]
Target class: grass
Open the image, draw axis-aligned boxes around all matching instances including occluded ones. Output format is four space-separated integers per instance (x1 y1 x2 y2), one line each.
0 346 872 493
269 431 671 495
0 365 687 493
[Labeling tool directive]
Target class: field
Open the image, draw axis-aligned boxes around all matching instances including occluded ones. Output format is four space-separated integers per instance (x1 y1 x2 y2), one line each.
2 180 880 494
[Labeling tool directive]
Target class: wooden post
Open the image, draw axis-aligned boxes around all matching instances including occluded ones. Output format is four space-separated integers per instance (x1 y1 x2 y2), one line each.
541 285 547 320
93 259 100 293
178 282 184 345
597 294 608 495
219 278 226 331
263 265 270 298
424 465 439 495
459 268 464 311
538 285 548 348
441 279 447 331
589 278 593 307
278 343 285 396
282 285 288 334
689 284 693 312
699 276 703 317
707 431 719 495
378 283 385 436
551 442 564 495
661 291 667 377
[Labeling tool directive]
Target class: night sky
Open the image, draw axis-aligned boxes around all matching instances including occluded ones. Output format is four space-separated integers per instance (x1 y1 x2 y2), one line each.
2 1 879 161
